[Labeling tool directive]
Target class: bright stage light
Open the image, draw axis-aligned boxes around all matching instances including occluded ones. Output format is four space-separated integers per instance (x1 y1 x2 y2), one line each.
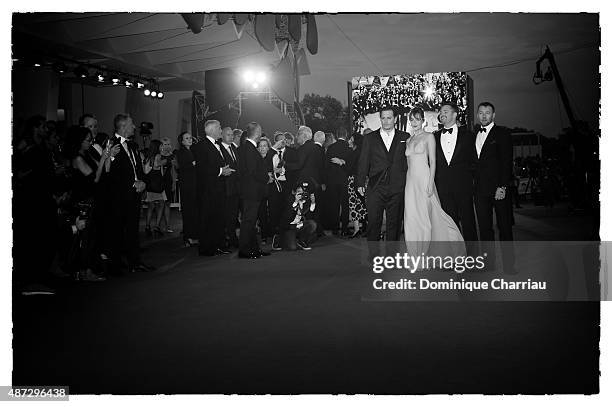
243 70 254 82
252 82 259 89
144 89 151 96
137 82 145 89
157 92 164 99
151 90 158 97
423 85 435 100
112 77 120 85
256 72 266 83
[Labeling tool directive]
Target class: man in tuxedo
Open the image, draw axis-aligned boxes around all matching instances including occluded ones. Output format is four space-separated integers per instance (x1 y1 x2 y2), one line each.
356 106 409 259
193 120 235 256
238 122 272 259
433 103 478 244
312 131 327 235
220 127 241 249
325 127 353 236
474 102 515 272
106 114 151 274
269 133 295 250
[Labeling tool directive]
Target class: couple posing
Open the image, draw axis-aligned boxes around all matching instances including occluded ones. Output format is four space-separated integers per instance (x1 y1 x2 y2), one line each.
356 102 514 270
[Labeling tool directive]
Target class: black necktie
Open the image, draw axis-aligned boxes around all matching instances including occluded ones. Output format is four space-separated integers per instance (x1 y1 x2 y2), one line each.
441 128 453 135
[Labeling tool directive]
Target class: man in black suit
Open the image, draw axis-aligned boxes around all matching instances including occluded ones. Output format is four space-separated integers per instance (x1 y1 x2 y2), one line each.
474 102 515 272
268 133 295 250
107 114 150 274
238 122 272 259
219 127 241 249
356 106 409 259
193 120 235 256
286 126 321 187
312 131 327 235
325 127 353 235
433 103 478 244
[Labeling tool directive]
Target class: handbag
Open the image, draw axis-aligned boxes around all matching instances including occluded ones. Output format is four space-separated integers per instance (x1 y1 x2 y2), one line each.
145 168 164 193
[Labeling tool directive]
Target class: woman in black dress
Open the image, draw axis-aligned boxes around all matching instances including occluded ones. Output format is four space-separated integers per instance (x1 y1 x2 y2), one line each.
160 137 177 233
176 132 198 246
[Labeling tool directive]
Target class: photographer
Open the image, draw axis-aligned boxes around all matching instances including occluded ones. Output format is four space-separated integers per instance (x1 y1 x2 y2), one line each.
280 182 318 251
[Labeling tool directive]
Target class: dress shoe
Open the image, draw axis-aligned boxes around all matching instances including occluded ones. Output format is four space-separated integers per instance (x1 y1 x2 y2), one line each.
215 248 231 255
131 263 154 273
238 252 259 259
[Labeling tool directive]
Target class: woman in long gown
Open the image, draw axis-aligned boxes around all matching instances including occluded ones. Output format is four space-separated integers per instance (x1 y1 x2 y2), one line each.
403 107 465 259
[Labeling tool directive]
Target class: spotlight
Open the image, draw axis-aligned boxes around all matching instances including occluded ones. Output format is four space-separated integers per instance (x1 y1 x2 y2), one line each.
125 79 134 88
53 62 66 73
136 82 145 89
74 66 89 79
34 63 41 67
144 89 151 96
112 76 121 85
252 82 259 89
157 92 164 99
97 73 105 83
256 71 266 83
150 90 158 98
243 70 254 82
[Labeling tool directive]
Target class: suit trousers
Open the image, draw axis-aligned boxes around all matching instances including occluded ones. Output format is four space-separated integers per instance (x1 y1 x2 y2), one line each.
475 193 515 273
198 190 225 255
269 181 290 235
109 194 141 268
437 186 478 242
327 182 349 232
224 194 240 247
365 185 404 257
239 199 261 254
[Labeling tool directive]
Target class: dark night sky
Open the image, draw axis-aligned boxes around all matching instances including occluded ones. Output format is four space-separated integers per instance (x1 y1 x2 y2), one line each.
300 13 600 138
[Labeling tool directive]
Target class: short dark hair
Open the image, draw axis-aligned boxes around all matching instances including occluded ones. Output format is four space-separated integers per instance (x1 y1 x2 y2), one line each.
379 105 396 116
477 102 496 113
336 127 348 140
95 132 109 146
79 113 96 126
440 102 459 114
245 122 261 138
114 114 130 131
65 125 92 159
408 107 425 121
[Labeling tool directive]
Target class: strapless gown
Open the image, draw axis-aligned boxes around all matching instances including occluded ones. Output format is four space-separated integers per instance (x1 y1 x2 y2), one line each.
403 136 465 258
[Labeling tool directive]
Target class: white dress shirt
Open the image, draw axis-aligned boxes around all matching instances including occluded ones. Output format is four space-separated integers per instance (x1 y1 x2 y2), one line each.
379 127 395 151
206 136 224 176
115 133 139 182
272 148 286 181
476 122 495 158
222 142 236 163
440 124 458 165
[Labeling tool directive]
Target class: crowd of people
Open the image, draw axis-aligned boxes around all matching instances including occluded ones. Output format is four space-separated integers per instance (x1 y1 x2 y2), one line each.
351 73 470 130
12 113 368 295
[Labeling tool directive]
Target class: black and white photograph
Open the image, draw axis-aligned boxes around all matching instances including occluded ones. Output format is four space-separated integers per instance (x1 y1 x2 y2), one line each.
4 3 609 402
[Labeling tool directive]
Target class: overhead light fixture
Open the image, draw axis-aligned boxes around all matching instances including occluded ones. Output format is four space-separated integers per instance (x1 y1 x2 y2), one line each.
144 89 151 96
112 76 121 85
53 62 66 73
252 82 259 89
125 79 134 88
150 90 158 98
136 82 145 89
34 62 41 67
74 66 89 79
157 92 164 99
256 72 266 83
97 72 105 83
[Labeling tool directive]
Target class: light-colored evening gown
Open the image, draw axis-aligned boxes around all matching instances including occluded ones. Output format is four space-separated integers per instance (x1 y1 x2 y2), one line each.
403 135 465 258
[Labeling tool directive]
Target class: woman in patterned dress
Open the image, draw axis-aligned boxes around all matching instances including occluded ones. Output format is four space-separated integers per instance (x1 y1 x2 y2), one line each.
346 133 367 238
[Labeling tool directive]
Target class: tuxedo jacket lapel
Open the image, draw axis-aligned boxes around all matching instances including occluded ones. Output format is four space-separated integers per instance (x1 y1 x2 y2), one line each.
449 129 462 165
479 125 496 160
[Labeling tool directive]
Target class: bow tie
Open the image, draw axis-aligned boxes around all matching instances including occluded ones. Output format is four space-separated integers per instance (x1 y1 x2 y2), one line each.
478 127 487 133
441 128 453 135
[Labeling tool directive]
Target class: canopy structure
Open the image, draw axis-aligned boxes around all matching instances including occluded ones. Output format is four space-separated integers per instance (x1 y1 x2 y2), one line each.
12 13 317 93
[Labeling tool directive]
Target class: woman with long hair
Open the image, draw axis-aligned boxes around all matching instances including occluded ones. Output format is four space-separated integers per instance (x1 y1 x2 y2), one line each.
176 132 199 246
143 139 167 237
257 137 274 244
159 137 177 233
